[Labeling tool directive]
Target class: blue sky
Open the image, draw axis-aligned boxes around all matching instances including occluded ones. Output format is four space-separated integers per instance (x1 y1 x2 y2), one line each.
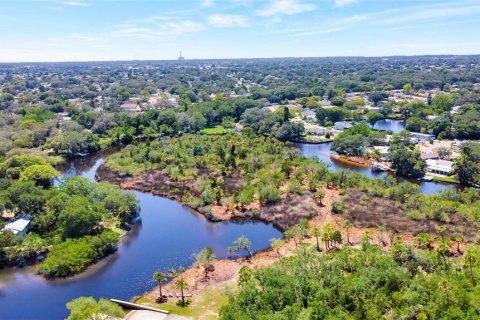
1 0 480 62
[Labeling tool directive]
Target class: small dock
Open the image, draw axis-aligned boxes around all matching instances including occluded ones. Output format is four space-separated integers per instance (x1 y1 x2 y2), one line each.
110 299 169 314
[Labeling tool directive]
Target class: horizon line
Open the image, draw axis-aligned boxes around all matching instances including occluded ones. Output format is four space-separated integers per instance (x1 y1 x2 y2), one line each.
1 53 480 64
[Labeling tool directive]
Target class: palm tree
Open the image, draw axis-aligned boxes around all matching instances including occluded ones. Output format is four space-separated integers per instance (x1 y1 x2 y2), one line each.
454 235 462 254
194 247 216 279
311 227 321 252
152 272 167 301
463 248 477 285
436 239 451 269
175 278 189 306
343 220 352 245
321 224 334 252
314 189 325 207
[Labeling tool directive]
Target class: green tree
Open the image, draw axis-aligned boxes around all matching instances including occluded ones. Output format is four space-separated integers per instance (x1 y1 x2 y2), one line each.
405 116 424 132
403 83 413 94
367 112 385 126
238 265 252 287
389 147 425 179
153 271 167 301
175 278 189 306
0 154 49 179
314 189 325 207
432 94 453 112
463 247 477 285
321 223 334 252
343 220 352 245
311 227 321 252
19 164 59 188
229 235 252 259
66 297 125 320
369 91 386 106
454 143 480 186
57 196 102 239
415 232 434 250
195 247 216 279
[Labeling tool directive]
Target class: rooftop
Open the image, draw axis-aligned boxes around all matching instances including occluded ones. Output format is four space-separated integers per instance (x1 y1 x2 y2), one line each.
2 214 31 235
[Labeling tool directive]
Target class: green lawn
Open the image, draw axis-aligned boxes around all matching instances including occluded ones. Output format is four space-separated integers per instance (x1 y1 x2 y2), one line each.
432 175 460 184
199 126 232 135
134 284 233 319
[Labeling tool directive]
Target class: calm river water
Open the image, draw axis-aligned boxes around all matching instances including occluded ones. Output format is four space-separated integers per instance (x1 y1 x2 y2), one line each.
294 119 454 195
0 119 455 319
0 153 281 320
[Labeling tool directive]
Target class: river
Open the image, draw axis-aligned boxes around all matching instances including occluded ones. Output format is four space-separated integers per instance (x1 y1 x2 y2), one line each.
293 119 454 195
0 153 281 320
0 120 456 319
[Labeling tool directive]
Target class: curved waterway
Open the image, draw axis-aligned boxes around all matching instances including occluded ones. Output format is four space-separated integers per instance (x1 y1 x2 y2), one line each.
294 119 455 195
0 152 281 320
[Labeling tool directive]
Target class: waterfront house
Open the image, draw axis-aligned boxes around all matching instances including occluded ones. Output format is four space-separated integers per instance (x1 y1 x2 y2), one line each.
1 214 31 238
373 146 390 156
420 152 439 160
334 121 354 131
425 159 454 176
302 108 317 121
410 132 435 142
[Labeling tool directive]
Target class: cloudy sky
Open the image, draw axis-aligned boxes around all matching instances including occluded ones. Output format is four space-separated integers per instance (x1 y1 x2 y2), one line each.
1 0 480 62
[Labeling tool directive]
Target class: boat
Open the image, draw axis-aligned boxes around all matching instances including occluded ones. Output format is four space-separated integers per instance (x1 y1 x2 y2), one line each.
329 153 371 168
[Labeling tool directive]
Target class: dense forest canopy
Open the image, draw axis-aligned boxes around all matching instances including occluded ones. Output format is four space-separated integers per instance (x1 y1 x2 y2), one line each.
1 56 480 319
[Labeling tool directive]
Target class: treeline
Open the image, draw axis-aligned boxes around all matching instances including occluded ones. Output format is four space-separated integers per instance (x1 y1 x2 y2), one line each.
220 239 480 319
0 154 139 277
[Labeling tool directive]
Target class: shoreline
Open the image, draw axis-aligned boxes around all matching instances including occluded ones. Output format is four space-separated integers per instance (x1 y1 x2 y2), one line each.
95 164 320 232
133 187 422 317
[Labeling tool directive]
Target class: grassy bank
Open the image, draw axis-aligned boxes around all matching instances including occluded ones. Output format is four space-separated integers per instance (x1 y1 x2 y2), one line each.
199 126 232 135
134 284 232 320
432 175 460 184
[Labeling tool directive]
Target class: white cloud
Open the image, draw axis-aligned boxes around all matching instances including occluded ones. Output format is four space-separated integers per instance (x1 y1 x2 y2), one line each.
333 0 356 7
60 1 90 7
256 0 315 16
201 0 215 7
374 4 480 26
112 20 205 39
208 14 249 27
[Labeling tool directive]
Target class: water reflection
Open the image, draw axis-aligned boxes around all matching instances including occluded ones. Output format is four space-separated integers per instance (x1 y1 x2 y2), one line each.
0 153 281 320
293 118 456 195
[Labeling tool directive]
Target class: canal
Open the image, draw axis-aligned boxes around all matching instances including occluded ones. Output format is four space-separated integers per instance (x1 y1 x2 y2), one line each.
0 154 281 320
0 119 456 319
293 119 454 195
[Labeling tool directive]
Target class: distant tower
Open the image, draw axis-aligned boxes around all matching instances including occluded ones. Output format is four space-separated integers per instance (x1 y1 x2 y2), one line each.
178 50 185 60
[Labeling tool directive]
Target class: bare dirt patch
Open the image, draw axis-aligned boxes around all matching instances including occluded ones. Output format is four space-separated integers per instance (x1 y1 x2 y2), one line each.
96 165 319 230
342 189 479 240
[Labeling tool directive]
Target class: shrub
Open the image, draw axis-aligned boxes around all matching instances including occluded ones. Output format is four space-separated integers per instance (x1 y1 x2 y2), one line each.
39 231 118 278
258 185 281 204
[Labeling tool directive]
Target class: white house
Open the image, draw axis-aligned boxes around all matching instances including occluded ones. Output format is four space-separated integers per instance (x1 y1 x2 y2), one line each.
334 121 354 131
2 214 31 238
425 159 454 176
373 146 390 156
411 132 435 142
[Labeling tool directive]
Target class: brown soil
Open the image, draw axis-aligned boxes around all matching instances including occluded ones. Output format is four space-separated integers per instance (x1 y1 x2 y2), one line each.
96 165 319 230
141 186 471 309
342 189 479 241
